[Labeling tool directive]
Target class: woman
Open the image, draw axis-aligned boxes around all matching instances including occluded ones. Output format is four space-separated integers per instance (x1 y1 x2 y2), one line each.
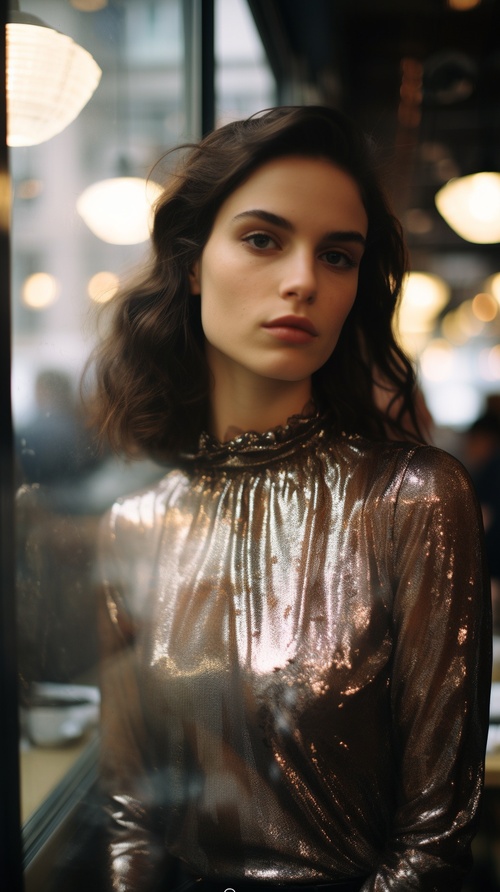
92 106 491 892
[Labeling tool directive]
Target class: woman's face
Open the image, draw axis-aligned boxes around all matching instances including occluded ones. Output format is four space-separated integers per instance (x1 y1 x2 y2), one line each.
190 155 368 393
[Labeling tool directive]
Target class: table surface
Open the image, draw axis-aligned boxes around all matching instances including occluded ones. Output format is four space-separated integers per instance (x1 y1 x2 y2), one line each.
20 733 91 823
486 750 500 788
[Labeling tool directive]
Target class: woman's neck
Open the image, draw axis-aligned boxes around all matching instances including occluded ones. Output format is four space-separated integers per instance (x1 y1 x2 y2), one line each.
208 375 313 443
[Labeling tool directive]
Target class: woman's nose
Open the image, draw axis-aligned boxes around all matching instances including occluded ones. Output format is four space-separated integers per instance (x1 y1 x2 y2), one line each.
279 252 317 304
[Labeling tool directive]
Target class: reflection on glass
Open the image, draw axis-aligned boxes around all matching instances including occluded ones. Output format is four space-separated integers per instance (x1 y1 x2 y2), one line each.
76 175 163 244
11 0 186 839
11 1 276 881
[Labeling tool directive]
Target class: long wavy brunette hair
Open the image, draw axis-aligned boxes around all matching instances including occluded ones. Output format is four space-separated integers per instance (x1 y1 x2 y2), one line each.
86 105 424 458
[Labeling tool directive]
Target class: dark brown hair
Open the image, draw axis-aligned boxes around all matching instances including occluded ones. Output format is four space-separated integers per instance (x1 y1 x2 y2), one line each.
86 105 424 458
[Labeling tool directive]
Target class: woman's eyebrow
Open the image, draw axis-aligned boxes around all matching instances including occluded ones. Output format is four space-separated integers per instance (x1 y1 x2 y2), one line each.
232 209 293 230
232 209 366 246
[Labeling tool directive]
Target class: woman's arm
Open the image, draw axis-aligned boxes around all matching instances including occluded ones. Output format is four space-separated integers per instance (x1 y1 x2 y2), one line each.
98 507 172 892
363 448 491 891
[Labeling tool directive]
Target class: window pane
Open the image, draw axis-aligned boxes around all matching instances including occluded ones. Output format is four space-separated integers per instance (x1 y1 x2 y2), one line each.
215 0 277 124
11 0 187 859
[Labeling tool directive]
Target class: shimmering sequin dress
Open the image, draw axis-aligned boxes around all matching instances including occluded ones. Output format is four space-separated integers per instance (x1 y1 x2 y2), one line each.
98 412 491 891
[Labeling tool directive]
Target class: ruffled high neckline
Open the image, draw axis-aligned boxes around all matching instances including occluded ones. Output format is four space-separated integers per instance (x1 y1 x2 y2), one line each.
181 406 329 469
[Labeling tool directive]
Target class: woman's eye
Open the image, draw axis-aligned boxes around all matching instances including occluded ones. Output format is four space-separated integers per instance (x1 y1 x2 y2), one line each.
320 250 356 268
244 233 276 250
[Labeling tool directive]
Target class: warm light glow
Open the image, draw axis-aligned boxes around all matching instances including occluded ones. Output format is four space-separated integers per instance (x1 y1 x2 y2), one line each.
70 0 108 10
456 299 484 336
435 172 500 243
0 170 11 233
398 271 449 329
441 310 469 346
472 292 498 322
397 272 450 355
401 271 450 315
485 273 500 306
447 0 481 9
76 177 163 245
6 19 101 147
420 339 455 382
22 272 59 309
87 271 120 303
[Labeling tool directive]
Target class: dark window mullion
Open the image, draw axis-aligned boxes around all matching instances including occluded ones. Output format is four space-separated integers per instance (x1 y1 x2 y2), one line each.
0 5 24 891
201 0 214 135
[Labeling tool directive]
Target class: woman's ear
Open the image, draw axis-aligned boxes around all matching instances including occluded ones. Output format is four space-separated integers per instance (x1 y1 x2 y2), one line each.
189 261 201 295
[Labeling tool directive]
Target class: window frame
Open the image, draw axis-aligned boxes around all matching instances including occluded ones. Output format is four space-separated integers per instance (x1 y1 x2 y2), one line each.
0 3 23 890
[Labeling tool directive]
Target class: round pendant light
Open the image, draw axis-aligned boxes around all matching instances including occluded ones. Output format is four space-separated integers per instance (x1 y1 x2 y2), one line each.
76 176 163 245
6 9 101 147
435 172 500 244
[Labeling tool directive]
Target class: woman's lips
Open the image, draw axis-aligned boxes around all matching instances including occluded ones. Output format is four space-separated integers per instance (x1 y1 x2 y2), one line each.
262 315 318 344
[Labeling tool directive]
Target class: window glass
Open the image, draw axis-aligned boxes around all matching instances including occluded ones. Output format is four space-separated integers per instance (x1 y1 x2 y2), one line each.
215 0 277 125
11 0 187 843
10 0 277 878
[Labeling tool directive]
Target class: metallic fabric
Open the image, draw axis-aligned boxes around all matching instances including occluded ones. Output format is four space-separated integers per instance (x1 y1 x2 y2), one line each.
98 412 491 892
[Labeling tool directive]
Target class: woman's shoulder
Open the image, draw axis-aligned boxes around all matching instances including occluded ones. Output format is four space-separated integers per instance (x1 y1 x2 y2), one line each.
332 433 476 504
391 441 474 496
342 433 468 475
364 439 479 517
403 449 482 534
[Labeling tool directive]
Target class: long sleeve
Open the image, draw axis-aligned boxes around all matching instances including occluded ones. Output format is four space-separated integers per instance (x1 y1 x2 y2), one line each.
98 506 172 892
362 449 491 891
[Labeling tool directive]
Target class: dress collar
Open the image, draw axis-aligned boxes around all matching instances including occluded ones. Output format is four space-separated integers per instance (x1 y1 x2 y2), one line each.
180 405 328 469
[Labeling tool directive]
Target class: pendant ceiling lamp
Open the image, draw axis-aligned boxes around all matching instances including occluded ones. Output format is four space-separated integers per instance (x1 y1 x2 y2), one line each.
435 171 500 244
74 4 162 246
6 3 102 147
76 176 163 245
